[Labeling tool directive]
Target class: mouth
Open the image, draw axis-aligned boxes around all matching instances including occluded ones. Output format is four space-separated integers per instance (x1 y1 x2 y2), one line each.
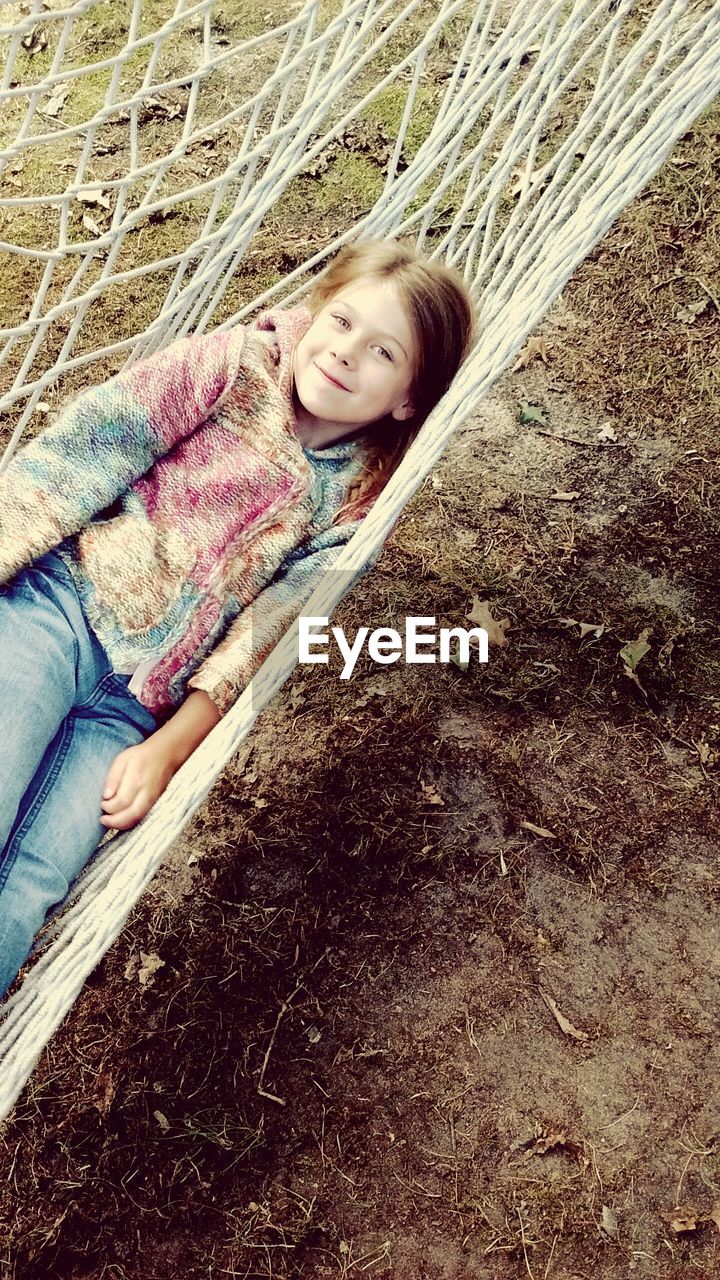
316 363 350 391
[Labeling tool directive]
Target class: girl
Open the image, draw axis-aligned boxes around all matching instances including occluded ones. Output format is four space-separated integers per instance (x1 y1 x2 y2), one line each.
0 238 475 995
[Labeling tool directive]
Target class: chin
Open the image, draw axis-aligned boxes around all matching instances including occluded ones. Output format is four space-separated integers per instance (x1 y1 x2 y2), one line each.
299 393 333 420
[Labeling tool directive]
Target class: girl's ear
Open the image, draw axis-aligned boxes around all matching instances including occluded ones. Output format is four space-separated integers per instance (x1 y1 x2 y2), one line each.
391 397 415 422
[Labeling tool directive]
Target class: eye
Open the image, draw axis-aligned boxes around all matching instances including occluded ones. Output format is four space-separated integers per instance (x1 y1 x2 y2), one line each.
376 346 393 361
332 313 350 328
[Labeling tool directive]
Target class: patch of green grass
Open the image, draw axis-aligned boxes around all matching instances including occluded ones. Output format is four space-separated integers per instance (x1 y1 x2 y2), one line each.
63 5 133 62
209 266 286 327
10 41 54 87
61 66 115 127
361 83 439 160
138 0 184 39
362 0 454 77
281 150 385 223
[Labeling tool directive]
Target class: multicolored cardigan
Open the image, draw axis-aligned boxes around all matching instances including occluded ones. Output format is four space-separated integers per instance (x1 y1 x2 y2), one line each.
0 306 373 718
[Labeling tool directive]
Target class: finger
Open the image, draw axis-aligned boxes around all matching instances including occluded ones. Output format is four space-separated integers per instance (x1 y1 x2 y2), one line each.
100 783 133 813
99 796 149 831
101 787 136 814
101 745 161 810
102 752 129 801
100 813 138 831
101 766 143 813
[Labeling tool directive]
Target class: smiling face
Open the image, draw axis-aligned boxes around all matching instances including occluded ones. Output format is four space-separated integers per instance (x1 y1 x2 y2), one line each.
292 278 417 444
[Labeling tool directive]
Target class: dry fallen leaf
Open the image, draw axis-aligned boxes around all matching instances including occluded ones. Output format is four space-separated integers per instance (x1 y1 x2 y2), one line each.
668 1201 720 1234
511 1122 583 1164
601 1204 619 1239
520 819 557 839
466 597 510 647
550 489 581 502
420 781 444 806
82 212 102 237
532 1129 566 1155
597 423 618 443
539 988 589 1041
559 617 605 639
676 299 708 324
154 1110 170 1133
669 1207 699 1234
138 951 165 987
77 187 111 209
22 27 48 56
619 628 651 671
518 400 549 426
44 82 70 117
512 335 550 372
510 163 546 199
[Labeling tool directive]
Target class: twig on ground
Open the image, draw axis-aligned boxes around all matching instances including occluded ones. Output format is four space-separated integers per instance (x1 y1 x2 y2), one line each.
516 1206 537 1280
535 428 628 448
257 949 328 1105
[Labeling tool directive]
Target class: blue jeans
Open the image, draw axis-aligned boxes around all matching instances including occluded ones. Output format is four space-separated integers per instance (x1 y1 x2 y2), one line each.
0 551 157 997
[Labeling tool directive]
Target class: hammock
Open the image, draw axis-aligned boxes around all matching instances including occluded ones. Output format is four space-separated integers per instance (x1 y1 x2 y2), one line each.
0 0 718 1121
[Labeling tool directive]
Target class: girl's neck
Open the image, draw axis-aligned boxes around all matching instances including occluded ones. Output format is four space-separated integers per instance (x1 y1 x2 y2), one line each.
292 392 366 451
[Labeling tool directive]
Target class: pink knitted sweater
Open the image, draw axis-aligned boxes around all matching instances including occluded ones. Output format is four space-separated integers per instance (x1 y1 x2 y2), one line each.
0 307 371 717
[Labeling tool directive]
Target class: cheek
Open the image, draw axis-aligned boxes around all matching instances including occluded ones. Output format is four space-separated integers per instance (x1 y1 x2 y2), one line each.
296 334 316 370
386 367 409 395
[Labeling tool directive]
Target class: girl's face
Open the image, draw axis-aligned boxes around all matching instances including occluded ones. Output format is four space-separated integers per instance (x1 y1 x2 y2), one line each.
293 278 417 434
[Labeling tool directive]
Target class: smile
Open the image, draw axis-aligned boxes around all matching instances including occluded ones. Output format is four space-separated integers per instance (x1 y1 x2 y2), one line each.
315 363 350 391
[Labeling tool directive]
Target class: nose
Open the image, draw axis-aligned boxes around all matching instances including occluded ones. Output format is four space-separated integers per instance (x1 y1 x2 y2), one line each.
330 332 357 365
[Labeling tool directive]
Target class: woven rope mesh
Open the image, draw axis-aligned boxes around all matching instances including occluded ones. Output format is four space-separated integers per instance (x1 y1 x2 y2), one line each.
0 0 718 1117
1 0 715 446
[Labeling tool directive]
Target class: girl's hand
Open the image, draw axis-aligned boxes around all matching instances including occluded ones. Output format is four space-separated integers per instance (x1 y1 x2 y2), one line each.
100 739 178 831
100 689 221 831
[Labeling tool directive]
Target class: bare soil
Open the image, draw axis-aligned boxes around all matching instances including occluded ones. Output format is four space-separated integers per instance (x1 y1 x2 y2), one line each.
1 8 719 1280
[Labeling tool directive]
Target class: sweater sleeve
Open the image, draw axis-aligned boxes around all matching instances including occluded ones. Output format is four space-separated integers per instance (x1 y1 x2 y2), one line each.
0 325 248 585
187 521 386 716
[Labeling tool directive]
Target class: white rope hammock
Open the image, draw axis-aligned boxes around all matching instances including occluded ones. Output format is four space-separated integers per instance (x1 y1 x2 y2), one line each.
0 0 718 1121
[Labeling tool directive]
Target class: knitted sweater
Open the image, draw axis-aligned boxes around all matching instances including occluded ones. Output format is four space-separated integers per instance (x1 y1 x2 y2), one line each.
0 306 373 718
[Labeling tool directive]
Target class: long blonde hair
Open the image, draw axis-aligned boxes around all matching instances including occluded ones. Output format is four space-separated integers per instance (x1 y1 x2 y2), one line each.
304 239 476 525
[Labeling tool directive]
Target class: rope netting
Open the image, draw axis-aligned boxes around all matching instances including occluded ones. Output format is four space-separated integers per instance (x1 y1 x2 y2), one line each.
0 0 718 1119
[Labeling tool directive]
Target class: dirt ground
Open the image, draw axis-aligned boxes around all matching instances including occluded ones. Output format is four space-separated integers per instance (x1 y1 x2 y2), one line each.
1 4 719 1279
